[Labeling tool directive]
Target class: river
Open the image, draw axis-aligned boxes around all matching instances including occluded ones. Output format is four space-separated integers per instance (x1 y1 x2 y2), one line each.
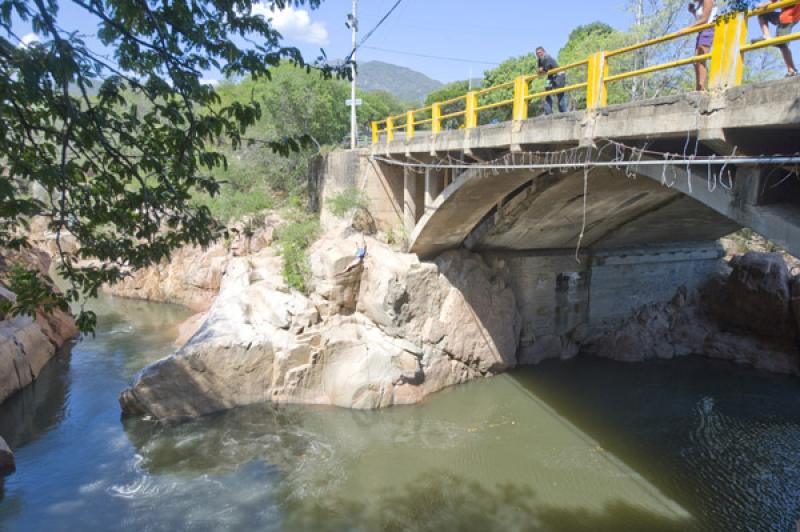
1 295 799 531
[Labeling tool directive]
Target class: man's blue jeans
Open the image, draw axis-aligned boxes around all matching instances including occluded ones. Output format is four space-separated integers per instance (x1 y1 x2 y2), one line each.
544 74 568 114
544 92 568 114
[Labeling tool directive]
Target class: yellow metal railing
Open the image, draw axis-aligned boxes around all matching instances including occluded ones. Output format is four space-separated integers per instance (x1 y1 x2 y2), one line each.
372 0 800 144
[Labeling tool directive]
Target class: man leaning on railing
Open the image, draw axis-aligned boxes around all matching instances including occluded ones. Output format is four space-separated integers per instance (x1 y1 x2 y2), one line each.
536 46 568 114
752 0 799 77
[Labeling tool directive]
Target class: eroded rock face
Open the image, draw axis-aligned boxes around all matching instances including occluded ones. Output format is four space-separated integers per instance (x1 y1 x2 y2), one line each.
120 228 521 420
105 214 280 312
0 249 79 405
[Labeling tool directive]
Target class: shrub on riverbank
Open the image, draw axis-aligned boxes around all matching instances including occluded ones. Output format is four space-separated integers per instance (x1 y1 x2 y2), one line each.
275 209 320 293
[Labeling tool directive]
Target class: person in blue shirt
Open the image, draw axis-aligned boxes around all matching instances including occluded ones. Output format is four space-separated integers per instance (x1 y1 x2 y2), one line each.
536 46 569 114
341 235 367 274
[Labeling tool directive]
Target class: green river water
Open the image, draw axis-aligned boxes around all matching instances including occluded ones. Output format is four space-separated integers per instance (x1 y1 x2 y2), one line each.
1 295 799 531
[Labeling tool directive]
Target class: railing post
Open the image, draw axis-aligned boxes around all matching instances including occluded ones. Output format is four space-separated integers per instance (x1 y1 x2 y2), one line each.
513 76 529 121
432 103 441 135
371 121 379 144
386 117 395 142
587 51 608 110
709 13 746 91
465 91 478 129
406 111 415 140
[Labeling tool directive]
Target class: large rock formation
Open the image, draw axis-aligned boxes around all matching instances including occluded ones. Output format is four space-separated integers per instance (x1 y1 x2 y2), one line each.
586 253 800 375
120 227 521 420
105 214 279 312
0 249 78 405
710 252 797 339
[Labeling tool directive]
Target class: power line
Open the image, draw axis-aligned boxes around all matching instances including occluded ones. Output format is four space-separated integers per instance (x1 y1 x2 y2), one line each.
362 45 500 66
345 0 405 62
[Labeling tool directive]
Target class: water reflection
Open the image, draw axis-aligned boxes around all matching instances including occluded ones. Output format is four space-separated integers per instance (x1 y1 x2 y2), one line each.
0 346 72 450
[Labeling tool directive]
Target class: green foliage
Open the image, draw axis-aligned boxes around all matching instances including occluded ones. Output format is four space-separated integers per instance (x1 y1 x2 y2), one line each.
275 210 320 293
424 80 472 106
327 188 367 218
201 64 406 220
195 190 275 225
0 0 344 332
481 53 546 122
558 23 634 107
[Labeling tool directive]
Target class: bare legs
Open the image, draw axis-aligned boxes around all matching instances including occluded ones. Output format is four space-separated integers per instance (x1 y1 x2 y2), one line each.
780 46 798 75
695 45 710 91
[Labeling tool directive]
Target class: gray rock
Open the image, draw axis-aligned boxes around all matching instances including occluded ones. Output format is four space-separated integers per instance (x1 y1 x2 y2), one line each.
0 436 14 476
712 252 795 339
120 228 521 420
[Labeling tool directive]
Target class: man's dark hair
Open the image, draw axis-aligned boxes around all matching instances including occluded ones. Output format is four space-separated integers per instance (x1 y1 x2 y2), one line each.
536 46 545 52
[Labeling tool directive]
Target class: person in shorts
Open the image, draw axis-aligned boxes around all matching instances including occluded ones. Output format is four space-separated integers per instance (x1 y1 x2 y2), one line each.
688 0 718 91
753 0 799 77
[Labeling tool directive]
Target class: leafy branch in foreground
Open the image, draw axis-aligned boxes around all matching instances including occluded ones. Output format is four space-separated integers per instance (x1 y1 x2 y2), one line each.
0 0 344 333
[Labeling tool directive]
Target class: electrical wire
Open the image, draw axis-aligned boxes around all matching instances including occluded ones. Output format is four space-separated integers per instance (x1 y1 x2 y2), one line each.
361 45 500 66
345 0 405 63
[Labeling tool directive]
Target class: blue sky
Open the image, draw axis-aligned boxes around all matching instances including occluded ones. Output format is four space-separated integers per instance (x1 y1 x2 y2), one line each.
12 0 797 84
289 0 637 82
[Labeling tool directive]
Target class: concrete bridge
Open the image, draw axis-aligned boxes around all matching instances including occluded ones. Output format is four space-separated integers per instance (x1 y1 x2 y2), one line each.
317 78 800 363
367 79 800 261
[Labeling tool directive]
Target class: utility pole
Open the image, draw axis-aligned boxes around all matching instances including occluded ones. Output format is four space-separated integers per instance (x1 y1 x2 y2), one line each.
350 0 358 149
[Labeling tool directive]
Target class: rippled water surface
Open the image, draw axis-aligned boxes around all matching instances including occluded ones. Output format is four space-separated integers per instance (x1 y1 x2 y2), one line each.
1 295 800 531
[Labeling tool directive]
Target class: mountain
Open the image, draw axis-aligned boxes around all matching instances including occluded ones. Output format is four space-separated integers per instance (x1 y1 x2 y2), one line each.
357 61 443 105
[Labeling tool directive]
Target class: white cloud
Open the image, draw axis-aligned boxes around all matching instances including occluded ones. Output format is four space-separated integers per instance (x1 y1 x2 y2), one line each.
252 4 329 45
200 78 219 87
18 32 40 48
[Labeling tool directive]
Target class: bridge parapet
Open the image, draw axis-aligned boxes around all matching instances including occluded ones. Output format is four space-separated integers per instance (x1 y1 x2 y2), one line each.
372 0 800 145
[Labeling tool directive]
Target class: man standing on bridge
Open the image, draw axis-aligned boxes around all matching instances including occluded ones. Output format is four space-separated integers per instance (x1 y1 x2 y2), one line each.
536 47 569 115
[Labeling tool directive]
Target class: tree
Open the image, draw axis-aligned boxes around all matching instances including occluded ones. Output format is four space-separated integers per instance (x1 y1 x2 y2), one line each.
479 53 545 123
0 0 342 332
195 64 406 220
557 22 634 107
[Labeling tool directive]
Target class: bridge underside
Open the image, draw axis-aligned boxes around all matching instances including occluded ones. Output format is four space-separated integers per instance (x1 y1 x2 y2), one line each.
367 78 800 259
464 167 739 253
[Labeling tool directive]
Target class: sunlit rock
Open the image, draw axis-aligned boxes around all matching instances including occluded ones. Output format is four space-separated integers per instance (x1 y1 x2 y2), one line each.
120 228 521 420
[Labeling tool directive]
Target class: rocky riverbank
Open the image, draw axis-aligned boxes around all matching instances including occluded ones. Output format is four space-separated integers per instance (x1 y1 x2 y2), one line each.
119 222 520 419
0 248 78 406
110 208 800 420
586 252 800 374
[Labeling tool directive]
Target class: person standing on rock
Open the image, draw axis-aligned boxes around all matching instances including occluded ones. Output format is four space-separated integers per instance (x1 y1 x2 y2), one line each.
341 235 367 275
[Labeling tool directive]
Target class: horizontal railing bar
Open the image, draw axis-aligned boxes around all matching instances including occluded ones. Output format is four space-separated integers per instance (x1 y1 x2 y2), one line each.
475 98 515 112
437 94 468 107
747 0 800 18
440 110 467 119
538 58 590 78
741 31 800 52
606 23 714 58
415 118 434 125
605 53 711 83
526 82 588 101
475 81 514 95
